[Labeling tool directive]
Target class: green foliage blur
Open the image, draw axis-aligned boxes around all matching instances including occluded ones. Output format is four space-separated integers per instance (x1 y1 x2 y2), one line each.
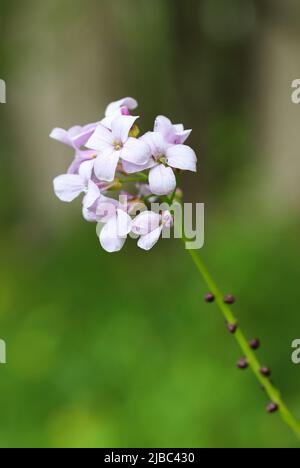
0 0 300 448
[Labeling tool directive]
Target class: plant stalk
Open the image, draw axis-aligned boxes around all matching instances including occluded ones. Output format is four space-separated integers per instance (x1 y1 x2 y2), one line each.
186 247 300 441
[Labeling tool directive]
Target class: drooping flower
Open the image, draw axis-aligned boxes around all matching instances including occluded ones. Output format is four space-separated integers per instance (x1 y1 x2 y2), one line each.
86 115 151 182
132 210 173 251
123 131 197 196
154 115 192 145
97 206 132 253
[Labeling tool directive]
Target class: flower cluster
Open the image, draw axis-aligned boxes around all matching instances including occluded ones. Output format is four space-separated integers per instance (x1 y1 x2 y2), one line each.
51 97 197 252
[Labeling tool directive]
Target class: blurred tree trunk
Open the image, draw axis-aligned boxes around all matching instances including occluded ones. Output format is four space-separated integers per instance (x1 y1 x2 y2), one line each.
5 0 116 231
256 0 300 216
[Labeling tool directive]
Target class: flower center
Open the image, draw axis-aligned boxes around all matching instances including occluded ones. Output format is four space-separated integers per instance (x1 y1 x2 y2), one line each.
114 141 123 151
157 154 167 164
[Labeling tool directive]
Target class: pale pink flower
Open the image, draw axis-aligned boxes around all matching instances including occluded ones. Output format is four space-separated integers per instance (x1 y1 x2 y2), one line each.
123 131 197 196
132 210 173 251
86 115 151 182
97 206 132 253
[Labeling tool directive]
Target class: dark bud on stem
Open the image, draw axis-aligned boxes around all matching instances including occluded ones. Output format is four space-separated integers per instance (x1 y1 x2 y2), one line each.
237 358 248 370
260 367 271 377
266 402 278 414
224 294 236 305
227 323 238 334
249 338 260 350
205 293 215 303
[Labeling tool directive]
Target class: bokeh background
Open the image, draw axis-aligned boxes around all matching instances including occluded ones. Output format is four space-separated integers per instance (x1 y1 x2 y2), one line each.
1 0 300 448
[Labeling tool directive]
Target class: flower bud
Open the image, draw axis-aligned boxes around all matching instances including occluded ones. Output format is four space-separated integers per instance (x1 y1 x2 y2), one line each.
224 294 236 305
249 338 260 350
237 358 248 370
266 402 278 414
227 323 238 334
260 367 271 377
205 293 215 303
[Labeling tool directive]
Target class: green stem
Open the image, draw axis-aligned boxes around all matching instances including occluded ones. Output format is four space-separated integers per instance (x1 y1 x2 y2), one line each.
186 247 300 441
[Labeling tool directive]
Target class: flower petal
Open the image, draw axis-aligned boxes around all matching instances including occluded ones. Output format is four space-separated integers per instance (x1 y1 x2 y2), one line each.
148 165 176 196
116 209 132 237
96 196 118 222
137 226 163 251
132 211 161 236
67 151 96 174
162 210 173 228
122 158 156 174
53 174 85 202
50 128 73 147
154 116 174 140
86 124 114 151
173 129 192 145
111 115 139 143
83 180 100 210
141 131 169 157
120 137 151 165
154 116 192 144
173 124 184 133
105 97 138 117
72 124 98 148
94 147 120 182
78 159 94 181
82 206 99 222
99 217 127 253
166 145 197 172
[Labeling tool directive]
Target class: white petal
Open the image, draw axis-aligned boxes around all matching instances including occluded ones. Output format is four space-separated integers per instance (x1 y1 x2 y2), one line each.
105 97 138 117
162 210 173 228
120 137 151 165
96 196 118 222
82 206 98 222
122 158 156 174
166 145 197 172
99 217 127 253
173 129 192 145
173 124 184 132
148 165 176 196
72 124 98 148
137 226 163 251
132 211 161 236
111 115 138 143
141 131 169 157
86 124 114 151
50 128 73 147
94 148 120 182
53 174 85 202
78 159 94 181
83 180 100 210
154 116 173 139
116 209 132 237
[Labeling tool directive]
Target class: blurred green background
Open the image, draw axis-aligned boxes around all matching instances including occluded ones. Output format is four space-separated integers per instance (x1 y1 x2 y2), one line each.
1 0 300 448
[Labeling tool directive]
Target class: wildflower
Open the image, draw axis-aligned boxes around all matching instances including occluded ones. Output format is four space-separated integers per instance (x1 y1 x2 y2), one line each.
86 115 151 182
123 131 197 196
132 210 173 251
97 207 132 253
